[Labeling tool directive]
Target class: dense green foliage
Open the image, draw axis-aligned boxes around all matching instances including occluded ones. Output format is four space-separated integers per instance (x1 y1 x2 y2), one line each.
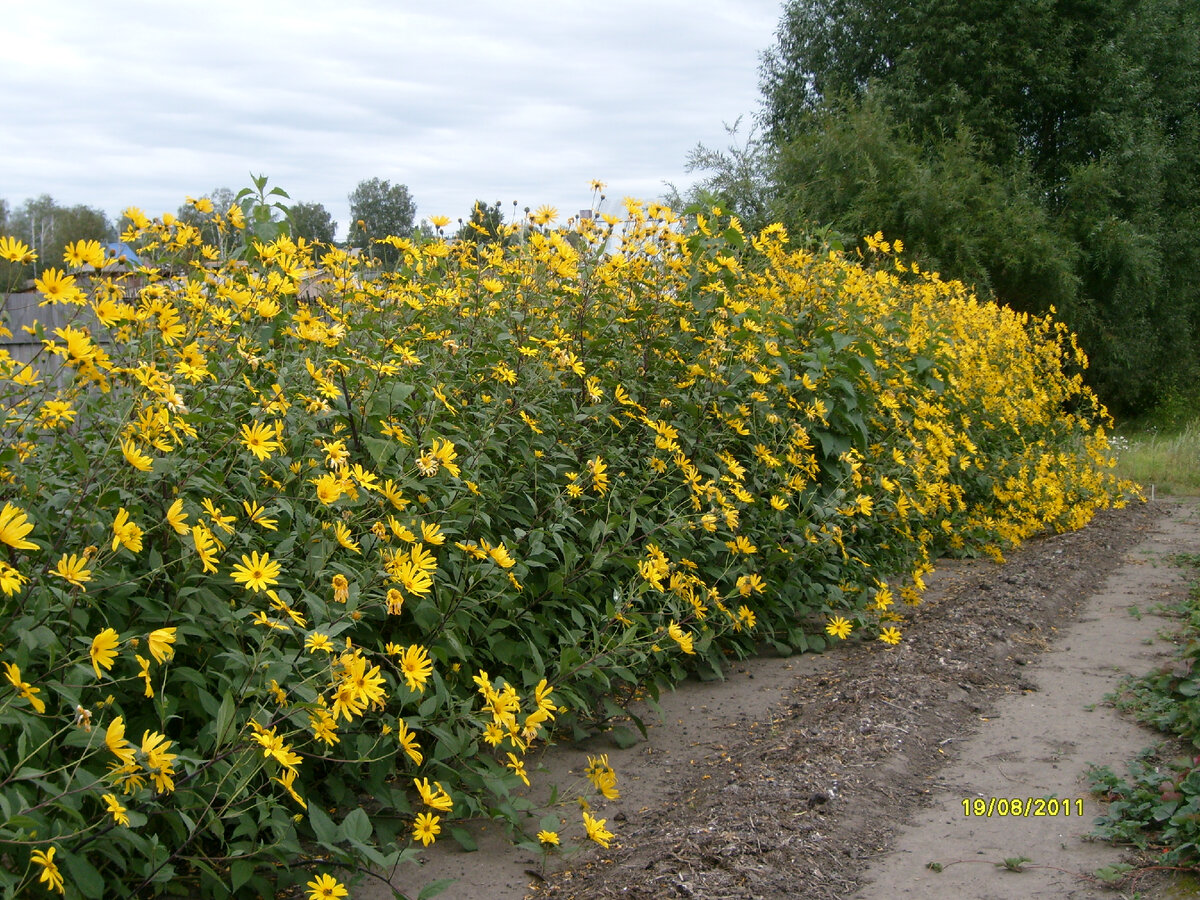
748 0 1200 416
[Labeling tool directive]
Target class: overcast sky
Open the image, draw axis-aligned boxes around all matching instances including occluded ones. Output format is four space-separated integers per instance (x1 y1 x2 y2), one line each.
2 1 783 240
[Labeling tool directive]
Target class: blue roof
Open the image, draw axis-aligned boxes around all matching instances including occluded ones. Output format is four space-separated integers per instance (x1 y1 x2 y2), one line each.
102 242 142 266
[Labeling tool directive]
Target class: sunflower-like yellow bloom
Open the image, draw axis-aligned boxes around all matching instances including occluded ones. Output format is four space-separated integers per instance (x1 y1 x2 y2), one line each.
230 551 281 594
90 628 120 679
0 502 38 551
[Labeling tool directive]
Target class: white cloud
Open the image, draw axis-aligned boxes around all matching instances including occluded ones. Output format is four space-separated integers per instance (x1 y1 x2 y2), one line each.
0 0 782 237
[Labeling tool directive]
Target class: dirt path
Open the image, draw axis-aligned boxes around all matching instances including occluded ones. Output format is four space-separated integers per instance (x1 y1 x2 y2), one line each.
377 499 1198 900
850 501 1198 900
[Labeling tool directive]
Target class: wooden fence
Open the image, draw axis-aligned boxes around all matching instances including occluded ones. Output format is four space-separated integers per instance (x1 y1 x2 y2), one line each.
1 291 115 376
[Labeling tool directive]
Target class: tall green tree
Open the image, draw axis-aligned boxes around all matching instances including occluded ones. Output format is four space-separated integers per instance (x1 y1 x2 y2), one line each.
348 178 416 266
758 0 1200 415
287 201 337 246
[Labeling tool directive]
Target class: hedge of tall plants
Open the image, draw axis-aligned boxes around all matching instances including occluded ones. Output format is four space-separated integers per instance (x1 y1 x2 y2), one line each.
0 185 1134 897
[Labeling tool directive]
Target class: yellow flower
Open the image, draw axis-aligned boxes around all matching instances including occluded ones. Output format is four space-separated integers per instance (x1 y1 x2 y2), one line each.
413 811 441 846
397 717 424 765
306 631 333 653
0 235 35 264
506 752 530 786
585 753 620 800
102 793 130 826
139 729 177 793
202 498 237 533
51 553 91 590
332 522 361 553
90 628 120 678
487 541 515 569
736 573 765 596
111 507 143 554
274 765 306 808
386 588 404 614
331 573 350 603
413 777 454 812
826 616 853 640
3 662 45 713
230 551 281 593
879 627 902 645
431 438 460 476
312 473 343 505
587 456 609 495
531 204 558 225
137 654 154 697
37 399 75 427
667 621 695 655
306 873 349 900
240 421 281 460
147 627 177 663
725 535 757 555
105 716 136 766
582 811 614 849
166 498 189 534
30 846 64 895
63 238 105 268
191 523 219 573
0 502 38 551
242 500 278 531
398 645 433 693
35 268 82 304
538 829 560 846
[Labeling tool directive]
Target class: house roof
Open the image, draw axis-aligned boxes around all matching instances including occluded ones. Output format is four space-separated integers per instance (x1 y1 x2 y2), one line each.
102 242 143 266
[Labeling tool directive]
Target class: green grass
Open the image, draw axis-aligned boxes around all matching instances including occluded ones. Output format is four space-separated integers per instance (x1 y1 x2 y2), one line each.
1112 422 1200 496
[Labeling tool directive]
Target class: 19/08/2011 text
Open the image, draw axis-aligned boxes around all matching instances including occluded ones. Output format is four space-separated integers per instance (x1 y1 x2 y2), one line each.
962 798 1085 817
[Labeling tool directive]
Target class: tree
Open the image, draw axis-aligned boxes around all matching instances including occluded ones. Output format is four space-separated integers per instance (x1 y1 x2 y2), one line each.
757 0 1200 415
8 195 112 277
454 200 508 246
662 119 776 234
176 188 238 254
287 201 337 246
348 178 416 266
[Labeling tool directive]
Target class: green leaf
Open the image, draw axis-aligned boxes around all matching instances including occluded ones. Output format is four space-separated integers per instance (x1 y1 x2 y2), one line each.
214 690 236 746
341 807 372 844
450 826 478 852
309 804 339 848
230 859 254 892
609 725 640 749
62 851 105 898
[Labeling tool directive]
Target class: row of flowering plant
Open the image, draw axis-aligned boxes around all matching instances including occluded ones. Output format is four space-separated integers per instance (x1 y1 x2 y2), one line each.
0 183 1135 896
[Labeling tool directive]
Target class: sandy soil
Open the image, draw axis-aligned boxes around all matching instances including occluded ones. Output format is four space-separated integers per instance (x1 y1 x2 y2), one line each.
369 498 1199 900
